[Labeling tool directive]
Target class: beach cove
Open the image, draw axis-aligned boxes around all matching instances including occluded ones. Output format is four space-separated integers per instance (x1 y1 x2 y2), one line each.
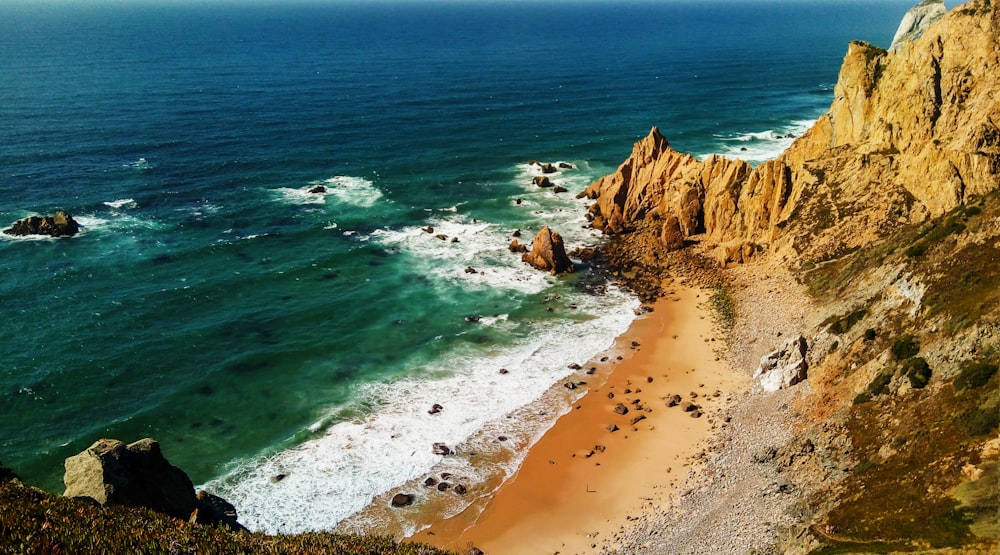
414 281 748 554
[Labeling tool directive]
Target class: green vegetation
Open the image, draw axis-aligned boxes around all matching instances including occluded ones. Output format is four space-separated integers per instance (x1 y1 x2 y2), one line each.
0 475 454 555
866 370 894 398
709 285 736 330
863 328 876 341
902 357 932 389
827 307 867 335
954 361 998 390
962 405 1000 436
890 334 920 360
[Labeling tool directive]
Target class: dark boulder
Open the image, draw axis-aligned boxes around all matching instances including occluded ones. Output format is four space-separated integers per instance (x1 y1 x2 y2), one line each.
613 403 629 415
391 493 415 507
308 185 327 194
508 239 528 253
533 176 554 188
432 442 452 456
62 438 238 526
4 211 80 237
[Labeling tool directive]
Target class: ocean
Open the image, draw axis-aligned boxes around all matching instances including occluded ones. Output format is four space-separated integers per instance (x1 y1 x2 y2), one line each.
1 0 912 536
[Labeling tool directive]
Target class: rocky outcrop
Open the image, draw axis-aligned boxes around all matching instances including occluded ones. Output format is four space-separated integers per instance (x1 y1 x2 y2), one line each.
890 0 947 51
4 211 80 237
580 1 1000 266
753 335 809 392
63 438 241 529
521 226 575 274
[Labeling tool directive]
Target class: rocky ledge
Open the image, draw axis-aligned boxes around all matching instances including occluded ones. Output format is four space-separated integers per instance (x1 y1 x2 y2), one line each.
4 211 81 237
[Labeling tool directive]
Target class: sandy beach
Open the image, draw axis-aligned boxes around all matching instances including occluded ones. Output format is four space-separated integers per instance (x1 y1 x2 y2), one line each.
413 280 748 554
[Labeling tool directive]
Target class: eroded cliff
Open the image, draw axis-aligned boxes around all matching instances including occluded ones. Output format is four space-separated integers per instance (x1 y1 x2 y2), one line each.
581 0 1000 267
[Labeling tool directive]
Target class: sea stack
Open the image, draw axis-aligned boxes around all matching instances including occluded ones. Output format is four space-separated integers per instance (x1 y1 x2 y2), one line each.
521 226 575 275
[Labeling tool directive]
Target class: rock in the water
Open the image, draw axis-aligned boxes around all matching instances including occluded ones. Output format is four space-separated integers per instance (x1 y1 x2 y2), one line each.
454 484 467 495
753 335 809 392
391 493 415 507
533 175 554 188
552 185 568 194
428 403 443 415
521 226 575 275
432 442 452 456
63 438 205 521
308 185 327 194
4 211 80 237
890 0 946 51
508 239 528 253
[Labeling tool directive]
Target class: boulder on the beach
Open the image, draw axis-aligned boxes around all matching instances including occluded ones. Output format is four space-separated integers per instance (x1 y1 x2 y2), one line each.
753 335 809 392
4 211 80 237
63 438 239 527
666 394 683 407
613 403 629 415
390 493 414 507
521 226 575 275
660 214 686 251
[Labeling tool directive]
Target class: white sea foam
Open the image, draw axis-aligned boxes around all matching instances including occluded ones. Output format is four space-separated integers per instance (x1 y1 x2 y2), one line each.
123 157 151 170
707 119 817 165
204 286 638 534
203 158 637 534
276 176 384 208
104 198 137 210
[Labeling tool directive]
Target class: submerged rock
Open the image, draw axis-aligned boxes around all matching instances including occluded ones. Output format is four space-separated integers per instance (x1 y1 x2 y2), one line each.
4 211 80 237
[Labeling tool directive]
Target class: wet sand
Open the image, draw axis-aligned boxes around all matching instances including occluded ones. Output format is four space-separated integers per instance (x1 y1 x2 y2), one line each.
413 283 747 554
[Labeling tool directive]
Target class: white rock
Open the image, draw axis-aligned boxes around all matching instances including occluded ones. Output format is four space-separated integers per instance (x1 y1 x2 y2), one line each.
753 336 809 393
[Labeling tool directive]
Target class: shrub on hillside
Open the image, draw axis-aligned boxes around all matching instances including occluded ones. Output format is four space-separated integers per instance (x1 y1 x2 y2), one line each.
902 357 932 389
891 334 920 360
954 362 998 390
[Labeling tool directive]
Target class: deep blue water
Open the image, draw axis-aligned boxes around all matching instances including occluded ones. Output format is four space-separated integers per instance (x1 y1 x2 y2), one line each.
1 0 912 533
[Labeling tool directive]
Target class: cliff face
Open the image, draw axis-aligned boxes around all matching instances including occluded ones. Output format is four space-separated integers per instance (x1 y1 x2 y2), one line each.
582 0 1000 267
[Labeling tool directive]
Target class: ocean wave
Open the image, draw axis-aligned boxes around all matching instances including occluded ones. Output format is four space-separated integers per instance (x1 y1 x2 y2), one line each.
203 286 638 535
707 119 816 164
122 157 152 170
276 176 384 208
104 198 138 210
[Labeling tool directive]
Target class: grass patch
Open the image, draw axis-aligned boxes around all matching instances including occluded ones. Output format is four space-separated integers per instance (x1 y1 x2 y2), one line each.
0 477 455 555
709 285 736 330
867 370 894 398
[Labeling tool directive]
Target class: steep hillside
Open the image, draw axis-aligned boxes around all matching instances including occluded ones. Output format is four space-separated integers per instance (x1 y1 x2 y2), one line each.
579 0 999 268
580 1 999 552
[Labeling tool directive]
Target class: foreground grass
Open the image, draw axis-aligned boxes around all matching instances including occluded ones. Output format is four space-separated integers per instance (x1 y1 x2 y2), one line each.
0 475 455 555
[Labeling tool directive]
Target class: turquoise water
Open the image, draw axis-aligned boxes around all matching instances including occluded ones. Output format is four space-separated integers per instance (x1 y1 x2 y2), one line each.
1 0 912 533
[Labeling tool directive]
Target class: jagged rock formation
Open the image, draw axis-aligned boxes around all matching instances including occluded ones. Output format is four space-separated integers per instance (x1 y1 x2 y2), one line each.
63 438 242 529
3 211 80 237
522 226 575 274
753 335 809 392
890 0 947 51
581 0 1000 267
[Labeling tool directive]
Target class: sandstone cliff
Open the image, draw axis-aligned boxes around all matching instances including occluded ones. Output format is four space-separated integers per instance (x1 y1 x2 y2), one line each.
581 0 1000 267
